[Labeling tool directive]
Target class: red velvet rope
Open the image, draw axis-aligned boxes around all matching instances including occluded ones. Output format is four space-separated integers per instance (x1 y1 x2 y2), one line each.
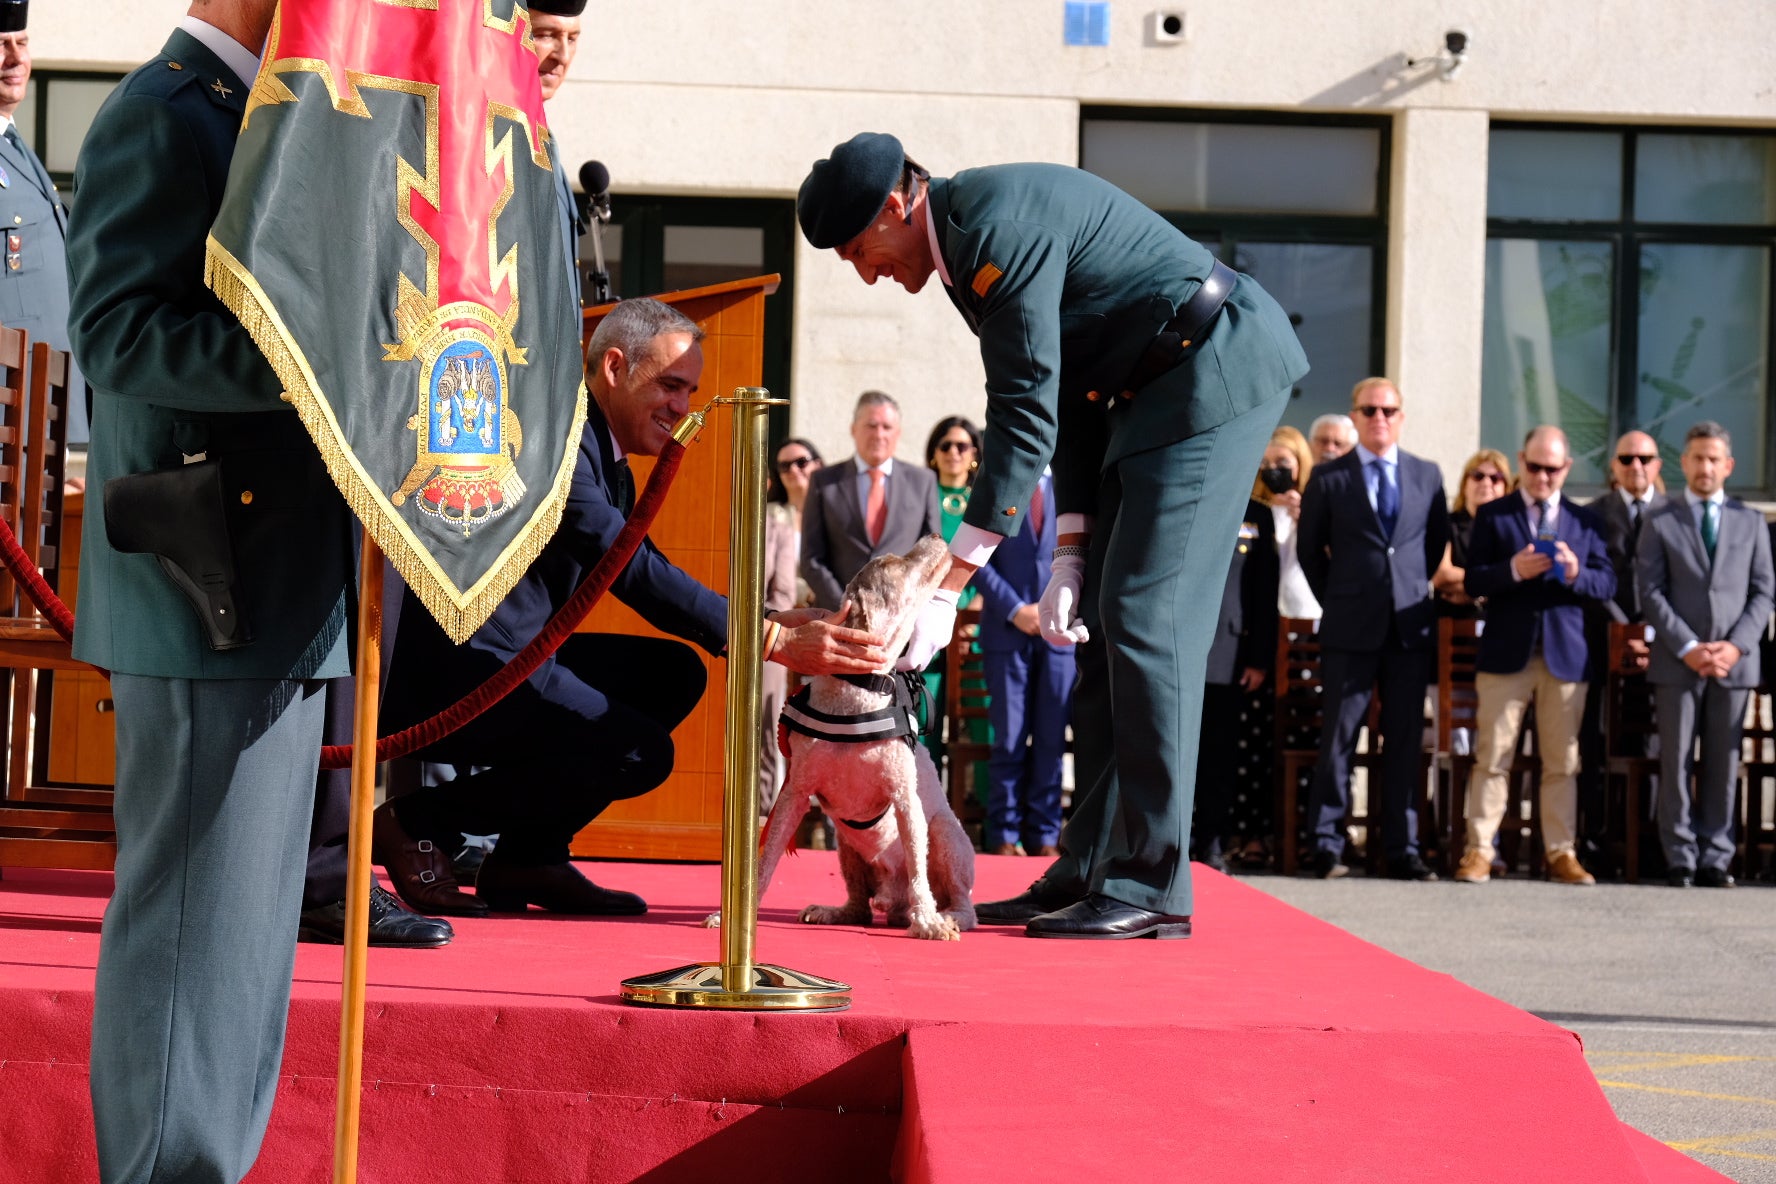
0 443 685 771
0 510 77 639
318 439 685 769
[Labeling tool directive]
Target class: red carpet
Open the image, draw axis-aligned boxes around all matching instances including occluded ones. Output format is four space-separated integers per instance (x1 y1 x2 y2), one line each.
0 856 1727 1183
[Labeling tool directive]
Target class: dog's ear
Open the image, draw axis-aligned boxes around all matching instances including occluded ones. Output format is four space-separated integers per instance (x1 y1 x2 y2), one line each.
847 584 885 634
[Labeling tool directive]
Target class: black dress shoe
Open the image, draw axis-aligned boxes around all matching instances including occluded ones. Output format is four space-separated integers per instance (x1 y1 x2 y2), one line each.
1024 893 1191 940
1311 849 1350 880
299 884 454 948
1695 867 1737 889
1387 853 1439 882
974 877 1085 925
476 859 646 915
1667 869 1694 888
373 803 489 917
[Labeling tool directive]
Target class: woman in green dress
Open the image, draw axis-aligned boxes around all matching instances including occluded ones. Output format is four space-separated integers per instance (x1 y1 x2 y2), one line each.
922 416 987 791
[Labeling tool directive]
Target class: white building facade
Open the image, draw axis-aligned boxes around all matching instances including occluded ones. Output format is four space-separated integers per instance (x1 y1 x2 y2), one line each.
30 1 1776 491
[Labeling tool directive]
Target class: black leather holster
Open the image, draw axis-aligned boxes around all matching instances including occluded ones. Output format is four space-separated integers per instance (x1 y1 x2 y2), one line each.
103 460 253 651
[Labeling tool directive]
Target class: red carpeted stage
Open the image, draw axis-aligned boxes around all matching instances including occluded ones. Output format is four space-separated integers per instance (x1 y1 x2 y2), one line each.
0 856 1727 1183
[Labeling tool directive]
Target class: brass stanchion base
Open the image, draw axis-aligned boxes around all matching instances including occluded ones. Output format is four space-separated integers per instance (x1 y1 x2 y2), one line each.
619 962 852 1011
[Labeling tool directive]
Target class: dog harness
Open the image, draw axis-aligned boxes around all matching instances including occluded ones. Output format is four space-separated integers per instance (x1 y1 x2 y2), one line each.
777 671 928 831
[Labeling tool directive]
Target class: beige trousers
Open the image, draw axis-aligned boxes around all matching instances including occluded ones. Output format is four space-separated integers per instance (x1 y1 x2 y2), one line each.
1463 655 1587 856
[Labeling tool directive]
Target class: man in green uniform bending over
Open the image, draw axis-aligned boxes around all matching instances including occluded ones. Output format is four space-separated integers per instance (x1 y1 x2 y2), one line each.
797 133 1308 939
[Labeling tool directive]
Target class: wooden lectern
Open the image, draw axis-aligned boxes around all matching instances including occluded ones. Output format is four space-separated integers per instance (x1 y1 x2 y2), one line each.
571 275 780 862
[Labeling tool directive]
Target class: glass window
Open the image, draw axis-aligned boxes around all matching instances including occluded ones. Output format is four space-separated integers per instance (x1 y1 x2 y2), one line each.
1635 134 1776 226
13 81 36 154
1487 129 1622 222
1635 244 1770 476
1482 240 1615 484
661 225 764 293
1234 242 1373 429
44 78 119 174
1081 120 1380 216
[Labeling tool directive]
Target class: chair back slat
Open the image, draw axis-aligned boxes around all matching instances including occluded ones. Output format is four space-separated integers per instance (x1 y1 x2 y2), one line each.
1436 617 1483 749
24 342 72 596
0 325 28 614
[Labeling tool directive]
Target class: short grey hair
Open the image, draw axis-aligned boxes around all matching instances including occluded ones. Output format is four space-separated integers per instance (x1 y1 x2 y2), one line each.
1685 420 1732 452
587 297 704 369
1310 413 1356 440
853 389 900 418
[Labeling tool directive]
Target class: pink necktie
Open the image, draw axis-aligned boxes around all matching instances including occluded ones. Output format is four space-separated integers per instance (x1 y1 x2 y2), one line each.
1029 481 1045 534
866 468 887 545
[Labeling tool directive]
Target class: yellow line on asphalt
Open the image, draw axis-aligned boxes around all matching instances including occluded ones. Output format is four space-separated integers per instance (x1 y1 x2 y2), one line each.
1586 1053 1758 1074
1596 1080 1776 1108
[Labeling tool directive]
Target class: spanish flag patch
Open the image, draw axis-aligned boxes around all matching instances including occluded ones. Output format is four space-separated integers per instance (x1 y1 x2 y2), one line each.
971 262 1004 298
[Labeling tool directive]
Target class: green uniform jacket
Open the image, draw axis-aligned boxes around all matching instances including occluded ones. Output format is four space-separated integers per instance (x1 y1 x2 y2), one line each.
927 164 1310 535
66 31 350 679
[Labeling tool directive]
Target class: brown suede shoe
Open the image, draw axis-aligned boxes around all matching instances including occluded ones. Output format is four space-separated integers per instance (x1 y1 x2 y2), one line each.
372 802 489 916
1453 848 1492 884
1546 849 1596 887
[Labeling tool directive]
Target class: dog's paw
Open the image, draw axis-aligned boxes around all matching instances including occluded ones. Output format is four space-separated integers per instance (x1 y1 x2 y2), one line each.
701 912 722 929
799 904 869 926
907 913 961 941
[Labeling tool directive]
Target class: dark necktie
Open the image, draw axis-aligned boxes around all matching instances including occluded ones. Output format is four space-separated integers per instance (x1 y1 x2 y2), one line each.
1373 459 1398 539
1535 499 1555 541
1701 500 1718 563
614 457 635 515
2 125 20 154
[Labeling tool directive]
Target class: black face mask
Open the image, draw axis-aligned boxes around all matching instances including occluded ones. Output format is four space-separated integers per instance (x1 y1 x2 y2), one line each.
1259 466 1296 494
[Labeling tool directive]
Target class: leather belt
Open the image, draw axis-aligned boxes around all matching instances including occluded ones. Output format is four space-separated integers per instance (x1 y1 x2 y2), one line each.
1113 258 1238 400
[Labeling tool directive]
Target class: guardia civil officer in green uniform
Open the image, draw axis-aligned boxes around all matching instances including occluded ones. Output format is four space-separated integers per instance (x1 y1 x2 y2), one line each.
66 1 351 1179
798 133 1308 939
0 0 85 441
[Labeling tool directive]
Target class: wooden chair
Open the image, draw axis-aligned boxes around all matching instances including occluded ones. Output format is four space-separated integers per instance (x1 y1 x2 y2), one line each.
1432 617 1483 870
0 339 115 871
941 605 991 838
1601 620 1658 883
1736 686 1775 881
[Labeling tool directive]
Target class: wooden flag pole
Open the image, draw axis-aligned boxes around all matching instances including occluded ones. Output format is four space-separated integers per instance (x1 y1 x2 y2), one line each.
333 539 385 1183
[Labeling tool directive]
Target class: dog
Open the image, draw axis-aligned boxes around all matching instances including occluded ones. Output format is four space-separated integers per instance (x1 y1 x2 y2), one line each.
709 535 977 940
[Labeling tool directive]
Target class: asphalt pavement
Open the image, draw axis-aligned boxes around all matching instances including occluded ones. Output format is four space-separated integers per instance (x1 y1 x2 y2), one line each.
1248 870 1776 1183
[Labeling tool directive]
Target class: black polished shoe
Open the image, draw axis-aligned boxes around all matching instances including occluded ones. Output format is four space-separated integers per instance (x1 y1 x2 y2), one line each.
476 859 647 915
1024 893 1192 940
1695 867 1737 889
298 884 454 948
974 877 1085 925
1311 849 1350 880
1667 868 1694 888
1387 853 1439 882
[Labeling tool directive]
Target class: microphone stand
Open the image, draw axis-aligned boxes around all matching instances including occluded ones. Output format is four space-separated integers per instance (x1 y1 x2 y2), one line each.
585 190 614 305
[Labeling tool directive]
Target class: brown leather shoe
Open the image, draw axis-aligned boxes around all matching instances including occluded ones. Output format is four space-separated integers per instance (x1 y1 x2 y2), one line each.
1453 848 1492 884
373 802 489 916
1546 849 1596 886
476 858 647 915
989 842 1022 856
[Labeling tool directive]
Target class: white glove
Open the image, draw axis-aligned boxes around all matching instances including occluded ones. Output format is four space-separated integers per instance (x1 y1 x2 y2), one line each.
895 588 961 671
1038 552 1090 646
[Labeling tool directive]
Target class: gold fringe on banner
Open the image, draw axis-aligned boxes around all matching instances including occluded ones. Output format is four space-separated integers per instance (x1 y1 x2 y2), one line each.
204 235 587 645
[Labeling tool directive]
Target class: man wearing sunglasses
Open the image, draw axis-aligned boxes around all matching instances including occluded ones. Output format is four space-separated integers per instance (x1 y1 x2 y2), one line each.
1298 377 1450 880
1453 426 1614 885
1593 431 1669 623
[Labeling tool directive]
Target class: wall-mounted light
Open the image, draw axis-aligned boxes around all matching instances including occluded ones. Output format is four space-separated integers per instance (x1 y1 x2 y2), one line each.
1408 28 1471 80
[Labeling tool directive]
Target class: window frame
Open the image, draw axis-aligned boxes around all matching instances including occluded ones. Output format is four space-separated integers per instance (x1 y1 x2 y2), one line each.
22 68 128 196
1486 120 1776 495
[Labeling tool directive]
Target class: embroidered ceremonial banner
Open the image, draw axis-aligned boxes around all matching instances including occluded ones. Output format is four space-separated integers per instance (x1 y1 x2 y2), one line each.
205 0 585 643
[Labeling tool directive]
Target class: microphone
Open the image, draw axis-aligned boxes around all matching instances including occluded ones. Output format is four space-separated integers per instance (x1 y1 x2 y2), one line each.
579 159 611 222
577 159 614 304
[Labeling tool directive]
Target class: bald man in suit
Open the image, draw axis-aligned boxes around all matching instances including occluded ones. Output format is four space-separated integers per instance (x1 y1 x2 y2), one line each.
801 389 943 610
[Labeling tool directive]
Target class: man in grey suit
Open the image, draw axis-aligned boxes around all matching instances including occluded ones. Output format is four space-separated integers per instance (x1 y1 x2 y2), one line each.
1298 377 1450 880
0 0 84 441
801 389 942 610
1638 421 1773 889
1593 430 1669 623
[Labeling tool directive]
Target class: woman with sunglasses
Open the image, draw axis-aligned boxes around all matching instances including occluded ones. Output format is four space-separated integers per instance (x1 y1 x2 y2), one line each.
1433 449 1514 618
920 417 987 784
760 438 824 814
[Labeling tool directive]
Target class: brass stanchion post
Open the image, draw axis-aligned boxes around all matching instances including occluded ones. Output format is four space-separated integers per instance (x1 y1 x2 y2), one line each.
619 388 850 1011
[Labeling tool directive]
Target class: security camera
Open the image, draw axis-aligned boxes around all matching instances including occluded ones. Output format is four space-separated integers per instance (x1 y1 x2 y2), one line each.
1146 10 1187 45
1445 28 1470 56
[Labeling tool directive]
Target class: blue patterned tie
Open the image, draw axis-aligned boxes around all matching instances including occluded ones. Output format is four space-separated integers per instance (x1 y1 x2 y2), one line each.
1374 458 1399 539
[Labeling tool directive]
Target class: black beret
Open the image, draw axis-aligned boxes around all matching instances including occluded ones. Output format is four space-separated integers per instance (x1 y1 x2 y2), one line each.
0 1 26 34
796 132 906 250
528 0 586 15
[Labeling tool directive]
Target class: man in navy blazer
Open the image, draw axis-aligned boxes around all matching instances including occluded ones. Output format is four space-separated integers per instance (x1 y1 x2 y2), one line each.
970 469 1075 856
1452 426 1614 885
378 299 887 916
1297 378 1450 880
